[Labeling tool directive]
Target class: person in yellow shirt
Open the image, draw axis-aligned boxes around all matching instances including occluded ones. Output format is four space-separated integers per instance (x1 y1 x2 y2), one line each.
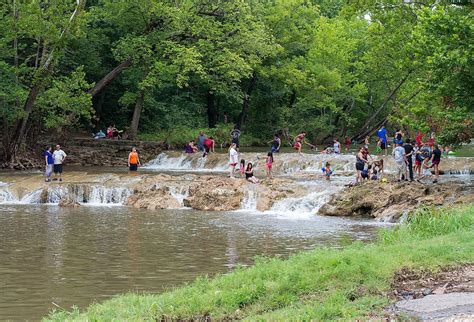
128 147 141 172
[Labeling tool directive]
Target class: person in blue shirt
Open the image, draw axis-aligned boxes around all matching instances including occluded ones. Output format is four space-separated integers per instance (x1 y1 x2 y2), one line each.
43 146 54 182
377 126 388 156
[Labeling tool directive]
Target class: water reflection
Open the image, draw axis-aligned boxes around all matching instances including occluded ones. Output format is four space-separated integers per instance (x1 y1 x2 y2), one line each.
0 205 383 320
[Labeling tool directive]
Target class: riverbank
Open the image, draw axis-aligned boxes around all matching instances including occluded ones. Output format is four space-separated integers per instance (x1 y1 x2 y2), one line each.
45 205 473 321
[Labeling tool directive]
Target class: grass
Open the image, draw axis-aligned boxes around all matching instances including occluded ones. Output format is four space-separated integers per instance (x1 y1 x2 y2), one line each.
45 205 474 321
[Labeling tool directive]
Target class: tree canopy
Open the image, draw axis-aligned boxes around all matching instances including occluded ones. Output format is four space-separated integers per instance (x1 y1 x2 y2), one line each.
0 0 472 161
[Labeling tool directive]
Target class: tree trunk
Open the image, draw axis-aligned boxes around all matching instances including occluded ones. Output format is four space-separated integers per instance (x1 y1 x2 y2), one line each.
353 117 388 144
6 0 85 159
207 90 217 128
129 91 145 140
236 71 257 130
352 70 413 142
88 59 132 97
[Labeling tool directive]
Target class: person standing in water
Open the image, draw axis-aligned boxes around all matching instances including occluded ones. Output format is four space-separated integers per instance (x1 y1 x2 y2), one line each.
293 131 314 154
52 144 67 181
430 144 442 183
344 137 351 152
377 126 388 156
265 152 274 179
333 138 341 154
355 147 369 183
270 134 281 153
229 143 239 178
392 142 407 182
43 146 54 182
197 132 206 152
128 147 141 172
403 139 414 181
203 136 215 157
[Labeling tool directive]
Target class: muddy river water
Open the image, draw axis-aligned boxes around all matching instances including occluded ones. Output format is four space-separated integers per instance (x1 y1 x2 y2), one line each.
0 204 382 320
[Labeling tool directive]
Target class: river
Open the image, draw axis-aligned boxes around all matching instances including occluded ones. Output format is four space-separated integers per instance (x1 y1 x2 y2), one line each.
1 151 472 320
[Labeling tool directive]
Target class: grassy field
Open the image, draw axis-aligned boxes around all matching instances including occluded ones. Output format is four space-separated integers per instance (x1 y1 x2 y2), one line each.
46 205 474 321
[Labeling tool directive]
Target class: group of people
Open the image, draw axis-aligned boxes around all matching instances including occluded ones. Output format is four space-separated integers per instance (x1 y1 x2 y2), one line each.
43 145 67 182
43 125 447 185
92 124 123 140
229 143 274 183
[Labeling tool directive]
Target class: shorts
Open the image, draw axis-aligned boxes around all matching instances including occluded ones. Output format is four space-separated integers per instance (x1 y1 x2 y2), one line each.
432 159 440 166
415 160 421 167
266 164 272 169
356 162 364 171
45 164 53 177
380 142 386 150
271 146 279 153
129 164 138 171
53 164 63 174
294 142 302 150
230 163 237 167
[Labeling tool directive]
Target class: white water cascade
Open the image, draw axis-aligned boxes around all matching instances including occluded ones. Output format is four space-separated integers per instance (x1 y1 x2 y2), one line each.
1 185 133 205
241 188 258 211
168 186 190 207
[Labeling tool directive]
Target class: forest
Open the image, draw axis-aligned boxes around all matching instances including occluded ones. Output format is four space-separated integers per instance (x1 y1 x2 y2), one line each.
0 0 472 163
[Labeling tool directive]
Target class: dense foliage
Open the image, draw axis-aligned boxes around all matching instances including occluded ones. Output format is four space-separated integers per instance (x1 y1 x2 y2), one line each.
0 0 472 160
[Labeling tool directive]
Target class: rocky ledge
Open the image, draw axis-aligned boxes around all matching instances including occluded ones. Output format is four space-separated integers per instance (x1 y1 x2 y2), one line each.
318 180 473 222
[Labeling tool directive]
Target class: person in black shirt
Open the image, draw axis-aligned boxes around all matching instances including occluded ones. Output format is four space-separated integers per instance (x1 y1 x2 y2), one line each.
430 145 442 183
403 139 414 181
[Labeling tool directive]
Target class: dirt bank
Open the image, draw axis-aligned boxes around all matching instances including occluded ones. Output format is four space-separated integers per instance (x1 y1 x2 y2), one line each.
318 180 473 222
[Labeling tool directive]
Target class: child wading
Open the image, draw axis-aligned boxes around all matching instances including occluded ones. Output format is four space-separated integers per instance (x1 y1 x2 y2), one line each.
43 146 54 182
265 152 274 179
128 147 141 172
321 162 333 181
239 159 246 178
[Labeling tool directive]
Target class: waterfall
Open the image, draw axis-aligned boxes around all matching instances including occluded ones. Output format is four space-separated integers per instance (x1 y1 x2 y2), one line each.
0 187 15 204
169 186 190 206
241 188 257 211
144 153 194 170
4 185 133 205
268 187 342 216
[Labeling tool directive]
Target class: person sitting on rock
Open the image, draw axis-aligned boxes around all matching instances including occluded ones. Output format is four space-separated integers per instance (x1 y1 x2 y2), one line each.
245 163 259 184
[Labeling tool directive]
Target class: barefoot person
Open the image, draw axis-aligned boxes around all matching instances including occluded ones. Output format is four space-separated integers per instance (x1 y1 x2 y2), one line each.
430 145 442 183
43 146 54 182
245 163 259 184
344 137 351 152
52 145 67 181
265 152 274 179
128 147 141 172
229 143 239 178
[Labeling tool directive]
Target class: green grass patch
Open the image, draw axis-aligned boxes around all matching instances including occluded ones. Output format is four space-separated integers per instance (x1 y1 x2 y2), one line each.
45 205 474 321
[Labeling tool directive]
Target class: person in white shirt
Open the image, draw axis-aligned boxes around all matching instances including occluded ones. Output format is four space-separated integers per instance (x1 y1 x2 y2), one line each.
52 144 67 181
229 143 239 178
333 138 341 154
392 142 407 182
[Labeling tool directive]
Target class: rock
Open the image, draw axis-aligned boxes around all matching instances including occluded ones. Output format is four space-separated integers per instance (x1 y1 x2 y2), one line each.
318 181 470 222
58 198 80 207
